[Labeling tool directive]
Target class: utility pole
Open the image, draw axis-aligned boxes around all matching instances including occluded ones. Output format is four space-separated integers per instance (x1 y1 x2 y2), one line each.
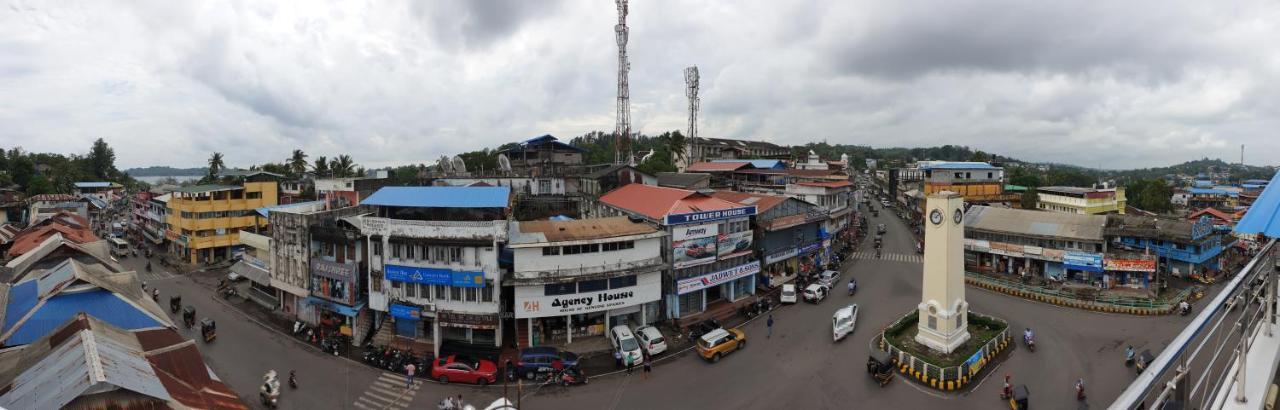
614 0 632 165
682 65 700 172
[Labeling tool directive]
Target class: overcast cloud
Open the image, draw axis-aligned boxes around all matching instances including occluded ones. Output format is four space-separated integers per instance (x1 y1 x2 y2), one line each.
2 0 1279 169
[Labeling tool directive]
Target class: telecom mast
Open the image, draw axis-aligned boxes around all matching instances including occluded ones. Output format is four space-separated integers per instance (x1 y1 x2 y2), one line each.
614 0 632 164
682 66 700 171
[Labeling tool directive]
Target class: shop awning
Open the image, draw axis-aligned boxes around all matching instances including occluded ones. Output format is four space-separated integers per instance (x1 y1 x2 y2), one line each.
142 228 164 245
230 261 271 287
305 296 365 317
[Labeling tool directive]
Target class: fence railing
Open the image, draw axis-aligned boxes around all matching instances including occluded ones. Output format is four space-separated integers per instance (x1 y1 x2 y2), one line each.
879 310 1012 391
1111 238 1276 409
967 272 1193 311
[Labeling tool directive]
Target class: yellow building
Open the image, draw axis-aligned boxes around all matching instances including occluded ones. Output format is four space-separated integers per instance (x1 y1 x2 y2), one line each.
1035 186 1126 215
920 162 1020 203
166 173 278 263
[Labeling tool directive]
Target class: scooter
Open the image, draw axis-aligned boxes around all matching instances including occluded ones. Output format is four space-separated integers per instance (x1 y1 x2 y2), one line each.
1076 381 1087 401
559 368 588 386
1179 303 1193 316
1023 333 1035 352
1124 348 1135 367
288 371 298 389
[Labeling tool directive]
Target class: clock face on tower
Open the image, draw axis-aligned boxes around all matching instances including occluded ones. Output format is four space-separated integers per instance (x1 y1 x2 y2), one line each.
954 208 964 225
930 209 943 225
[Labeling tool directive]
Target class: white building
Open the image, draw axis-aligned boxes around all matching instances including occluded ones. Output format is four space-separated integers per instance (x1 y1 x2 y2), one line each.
507 216 666 348
358 186 511 358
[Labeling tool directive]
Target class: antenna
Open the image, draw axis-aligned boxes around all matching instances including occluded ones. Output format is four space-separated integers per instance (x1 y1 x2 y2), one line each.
497 154 512 173
614 0 632 165
684 65 699 171
451 156 467 174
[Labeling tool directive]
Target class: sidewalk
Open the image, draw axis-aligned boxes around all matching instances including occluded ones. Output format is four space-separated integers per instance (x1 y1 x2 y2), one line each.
965 271 1194 315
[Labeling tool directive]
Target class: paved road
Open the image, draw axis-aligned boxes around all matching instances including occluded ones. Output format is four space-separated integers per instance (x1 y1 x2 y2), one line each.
109 201 1206 409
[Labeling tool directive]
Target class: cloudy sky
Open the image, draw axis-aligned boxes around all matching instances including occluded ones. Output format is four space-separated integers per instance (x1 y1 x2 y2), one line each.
2 0 1279 170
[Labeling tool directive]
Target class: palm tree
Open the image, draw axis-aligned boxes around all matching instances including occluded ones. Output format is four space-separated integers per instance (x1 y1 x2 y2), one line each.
207 152 225 177
288 149 308 176
331 155 355 178
664 131 687 166
312 156 330 178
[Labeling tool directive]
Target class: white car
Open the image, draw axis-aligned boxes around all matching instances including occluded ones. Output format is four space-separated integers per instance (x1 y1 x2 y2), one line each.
817 270 840 288
780 284 798 304
634 325 668 356
803 284 829 304
832 304 859 342
609 325 645 366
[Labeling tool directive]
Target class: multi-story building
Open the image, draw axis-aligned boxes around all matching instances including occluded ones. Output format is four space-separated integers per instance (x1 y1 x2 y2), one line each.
128 191 170 249
507 216 666 348
600 184 759 328
711 191 827 288
963 206 1108 283
26 194 87 226
1187 187 1238 210
686 137 789 165
497 135 585 176
265 201 360 319
919 162 1018 204
307 212 372 346
359 186 511 358
165 172 278 263
1105 214 1229 280
785 180 854 253
314 176 391 210
72 181 124 202
1036 186 1127 215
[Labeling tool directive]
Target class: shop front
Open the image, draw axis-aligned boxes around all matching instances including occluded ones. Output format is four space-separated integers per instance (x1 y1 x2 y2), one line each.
309 259 363 339
438 311 499 349
762 247 799 287
1104 257 1157 289
390 302 430 340
514 271 662 346
1063 251 1104 283
673 260 760 320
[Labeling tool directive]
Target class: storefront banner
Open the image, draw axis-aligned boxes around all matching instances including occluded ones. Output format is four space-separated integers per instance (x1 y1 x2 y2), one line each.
384 264 486 288
514 272 661 319
799 242 823 254
312 259 357 282
244 254 268 271
964 239 991 252
672 223 718 241
764 247 798 265
1105 258 1157 272
1023 245 1043 255
673 236 717 268
665 206 756 225
438 311 498 329
1063 251 1104 273
717 230 754 259
677 261 761 295
390 303 421 320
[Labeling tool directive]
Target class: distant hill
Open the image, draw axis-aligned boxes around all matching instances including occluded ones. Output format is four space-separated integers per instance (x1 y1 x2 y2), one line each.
1098 158 1275 182
124 166 207 177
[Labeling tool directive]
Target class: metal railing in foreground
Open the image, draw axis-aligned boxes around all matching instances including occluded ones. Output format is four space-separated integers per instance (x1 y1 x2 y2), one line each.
1111 238 1277 409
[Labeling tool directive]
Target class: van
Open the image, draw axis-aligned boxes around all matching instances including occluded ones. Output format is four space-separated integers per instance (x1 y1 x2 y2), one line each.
609 325 644 367
108 238 129 258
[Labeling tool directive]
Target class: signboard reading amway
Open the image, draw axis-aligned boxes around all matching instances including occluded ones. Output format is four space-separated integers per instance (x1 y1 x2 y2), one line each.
676 261 761 295
665 206 756 225
514 272 662 319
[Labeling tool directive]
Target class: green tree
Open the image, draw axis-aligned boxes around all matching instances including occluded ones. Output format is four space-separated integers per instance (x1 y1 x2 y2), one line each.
207 152 225 177
25 175 53 195
331 155 355 178
87 138 116 179
312 156 329 178
1021 188 1039 210
661 131 687 166
1137 179 1174 213
289 149 308 176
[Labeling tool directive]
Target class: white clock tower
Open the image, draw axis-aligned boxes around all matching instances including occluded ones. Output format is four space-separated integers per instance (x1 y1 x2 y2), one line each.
915 191 971 354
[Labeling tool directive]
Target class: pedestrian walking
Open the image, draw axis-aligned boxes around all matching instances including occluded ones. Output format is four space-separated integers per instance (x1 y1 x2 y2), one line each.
767 314 774 338
626 358 634 375
643 361 651 380
405 362 416 388
614 350 622 368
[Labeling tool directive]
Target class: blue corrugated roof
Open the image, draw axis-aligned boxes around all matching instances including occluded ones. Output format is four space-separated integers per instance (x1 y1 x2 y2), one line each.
1189 188 1228 195
1243 184 1265 190
361 186 512 208
73 182 114 188
1245 179 1270 185
1193 180 1213 188
712 159 785 169
80 194 108 209
4 290 161 346
2 281 39 334
1236 172 1280 237
919 162 998 170
502 134 586 153
256 200 326 217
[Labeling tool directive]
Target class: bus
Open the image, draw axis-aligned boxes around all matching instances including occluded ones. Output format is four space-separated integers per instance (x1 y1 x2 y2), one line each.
108 238 130 258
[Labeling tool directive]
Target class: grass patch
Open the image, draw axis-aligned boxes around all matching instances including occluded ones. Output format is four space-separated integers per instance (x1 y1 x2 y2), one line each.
884 312 1007 368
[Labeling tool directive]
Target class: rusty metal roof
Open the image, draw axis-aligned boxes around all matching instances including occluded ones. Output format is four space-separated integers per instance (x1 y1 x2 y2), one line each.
510 216 661 245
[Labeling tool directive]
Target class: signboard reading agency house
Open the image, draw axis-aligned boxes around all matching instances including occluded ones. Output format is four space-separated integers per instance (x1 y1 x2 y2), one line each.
514 272 661 319
665 206 756 225
676 261 761 295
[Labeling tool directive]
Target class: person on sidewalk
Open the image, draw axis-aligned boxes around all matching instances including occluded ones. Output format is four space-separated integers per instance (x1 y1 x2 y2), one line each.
643 361 651 380
405 362 416 389
767 314 774 338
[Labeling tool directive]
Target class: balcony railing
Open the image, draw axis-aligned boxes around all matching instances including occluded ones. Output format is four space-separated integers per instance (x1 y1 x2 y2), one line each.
509 256 666 284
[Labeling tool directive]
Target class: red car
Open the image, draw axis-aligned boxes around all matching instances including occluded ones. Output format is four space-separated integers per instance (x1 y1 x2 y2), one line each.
431 355 498 386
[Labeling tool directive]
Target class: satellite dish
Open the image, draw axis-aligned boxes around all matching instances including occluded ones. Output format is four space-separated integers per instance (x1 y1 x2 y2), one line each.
437 155 452 172
641 149 655 163
498 154 512 171
809 150 817 156
451 156 467 173
841 153 849 163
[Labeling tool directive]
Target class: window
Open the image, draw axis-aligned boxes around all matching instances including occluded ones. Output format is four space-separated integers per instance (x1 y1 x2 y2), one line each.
465 287 477 302
391 243 401 258
450 247 462 263
543 246 560 256
603 242 617 252
372 271 383 292
433 246 446 262
435 285 447 300
247 192 262 199
482 281 494 302
609 275 637 289
578 279 608 292
450 286 462 300
373 242 383 256
405 282 416 298
584 244 599 253
545 283 575 296
406 244 415 260
391 281 401 289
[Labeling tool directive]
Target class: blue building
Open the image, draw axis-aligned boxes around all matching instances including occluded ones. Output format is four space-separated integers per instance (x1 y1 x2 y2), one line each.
1104 214 1230 278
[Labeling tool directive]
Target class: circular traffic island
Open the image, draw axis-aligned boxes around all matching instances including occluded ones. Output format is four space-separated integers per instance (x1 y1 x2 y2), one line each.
875 310 1011 392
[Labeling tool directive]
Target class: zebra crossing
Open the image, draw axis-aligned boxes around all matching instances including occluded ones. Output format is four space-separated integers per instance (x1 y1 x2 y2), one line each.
851 251 922 263
352 372 422 410
135 267 176 283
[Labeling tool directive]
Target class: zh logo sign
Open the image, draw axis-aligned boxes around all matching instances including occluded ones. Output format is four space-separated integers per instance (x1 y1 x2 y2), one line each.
523 301 540 312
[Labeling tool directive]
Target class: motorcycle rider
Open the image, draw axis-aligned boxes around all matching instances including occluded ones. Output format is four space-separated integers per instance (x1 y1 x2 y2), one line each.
1023 328 1034 347
847 278 857 295
152 288 159 302
1179 300 1191 315
1001 374 1013 399
288 370 297 389
1075 378 1086 401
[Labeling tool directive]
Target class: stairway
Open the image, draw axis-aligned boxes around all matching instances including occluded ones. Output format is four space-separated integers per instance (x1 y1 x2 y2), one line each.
515 319 530 349
371 316 395 348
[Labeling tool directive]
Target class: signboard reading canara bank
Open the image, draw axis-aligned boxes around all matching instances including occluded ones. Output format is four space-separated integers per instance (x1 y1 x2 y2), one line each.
665 206 756 225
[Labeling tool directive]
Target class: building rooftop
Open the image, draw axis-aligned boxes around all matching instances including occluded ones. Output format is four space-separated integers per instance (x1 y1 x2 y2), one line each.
499 134 586 154
697 137 788 151
1189 208 1234 222
0 258 169 346
795 180 854 189
255 200 326 217
361 186 512 208
72 182 121 189
1037 186 1107 195
965 206 1107 241
709 191 788 213
27 194 78 203
919 161 1000 170
1106 214 1204 242
711 159 785 169
1233 172 1280 237
171 184 242 194
600 184 746 222
656 172 711 189
687 162 752 172
509 216 661 245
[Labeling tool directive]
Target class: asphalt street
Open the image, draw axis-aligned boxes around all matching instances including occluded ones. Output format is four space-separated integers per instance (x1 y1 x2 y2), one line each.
111 202 1207 409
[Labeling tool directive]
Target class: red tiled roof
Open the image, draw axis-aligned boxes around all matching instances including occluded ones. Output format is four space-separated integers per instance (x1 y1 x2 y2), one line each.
1188 207 1233 222
27 193 79 202
600 184 743 221
796 180 853 188
687 162 751 172
5 219 100 258
709 191 787 213
785 169 843 177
